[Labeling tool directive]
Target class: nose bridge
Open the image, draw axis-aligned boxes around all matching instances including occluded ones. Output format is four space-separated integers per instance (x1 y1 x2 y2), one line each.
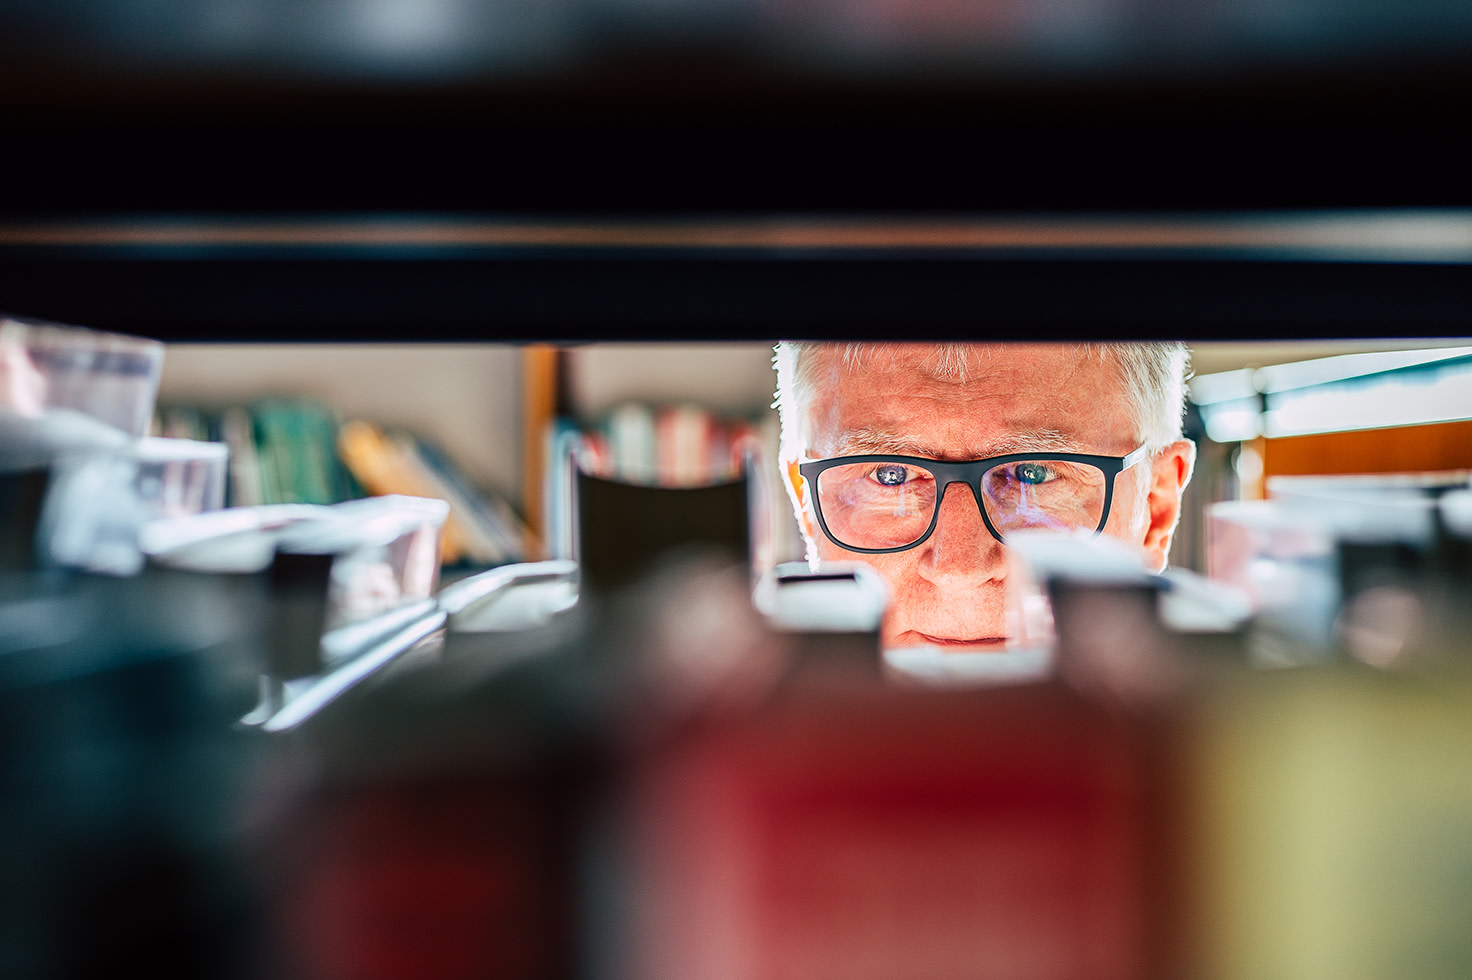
938 471 993 539
929 477 999 554
943 474 986 518
953 470 989 506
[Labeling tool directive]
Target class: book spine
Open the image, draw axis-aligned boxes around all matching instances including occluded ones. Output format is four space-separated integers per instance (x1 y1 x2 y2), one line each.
220 407 262 508
666 403 712 487
608 402 656 483
412 438 528 564
544 417 583 561
393 433 511 566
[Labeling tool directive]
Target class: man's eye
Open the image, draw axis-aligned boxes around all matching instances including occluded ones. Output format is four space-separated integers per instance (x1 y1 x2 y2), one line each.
872 464 910 486
1015 462 1052 485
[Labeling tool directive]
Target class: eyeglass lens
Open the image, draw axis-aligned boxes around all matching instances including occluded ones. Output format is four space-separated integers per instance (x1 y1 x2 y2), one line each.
814 459 1110 550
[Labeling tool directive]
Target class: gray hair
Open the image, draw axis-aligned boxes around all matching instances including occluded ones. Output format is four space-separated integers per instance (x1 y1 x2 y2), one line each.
772 341 1191 460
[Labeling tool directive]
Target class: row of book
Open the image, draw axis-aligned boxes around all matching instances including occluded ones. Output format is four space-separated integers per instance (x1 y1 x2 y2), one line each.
153 399 530 567
580 402 764 487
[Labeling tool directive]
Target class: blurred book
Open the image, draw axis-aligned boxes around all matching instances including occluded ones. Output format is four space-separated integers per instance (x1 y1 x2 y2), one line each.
544 416 584 561
410 436 530 563
338 420 528 568
155 404 214 443
657 403 712 486
156 398 352 506
607 402 657 483
219 406 263 508
253 399 352 505
582 402 759 488
151 400 527 568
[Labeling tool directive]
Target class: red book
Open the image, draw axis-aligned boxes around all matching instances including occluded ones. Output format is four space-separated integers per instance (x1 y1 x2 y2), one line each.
657 404 713 487
624 685 1167 980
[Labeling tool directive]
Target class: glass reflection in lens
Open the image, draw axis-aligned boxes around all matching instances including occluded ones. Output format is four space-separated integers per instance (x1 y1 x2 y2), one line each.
981 459 1106 537
816 460 936 549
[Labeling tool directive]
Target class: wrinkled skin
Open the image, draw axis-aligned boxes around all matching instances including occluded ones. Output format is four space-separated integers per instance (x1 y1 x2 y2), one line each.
785 345 1195 652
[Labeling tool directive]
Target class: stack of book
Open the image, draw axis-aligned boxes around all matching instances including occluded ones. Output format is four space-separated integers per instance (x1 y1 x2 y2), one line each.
153 399 529 567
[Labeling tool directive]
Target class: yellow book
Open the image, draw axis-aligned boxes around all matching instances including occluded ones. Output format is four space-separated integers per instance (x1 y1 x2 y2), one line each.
337 419 472 565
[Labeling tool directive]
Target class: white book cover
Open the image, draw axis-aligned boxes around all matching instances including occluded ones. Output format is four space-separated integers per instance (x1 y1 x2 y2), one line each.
608 402 656 483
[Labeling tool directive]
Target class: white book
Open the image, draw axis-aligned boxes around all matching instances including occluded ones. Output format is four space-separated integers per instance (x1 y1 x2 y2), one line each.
220 406 263 507
608 402 656 483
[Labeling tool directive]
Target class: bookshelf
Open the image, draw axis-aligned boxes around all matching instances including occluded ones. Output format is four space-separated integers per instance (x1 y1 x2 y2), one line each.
159 344 523 505
528 341 804 564
157 339 801 562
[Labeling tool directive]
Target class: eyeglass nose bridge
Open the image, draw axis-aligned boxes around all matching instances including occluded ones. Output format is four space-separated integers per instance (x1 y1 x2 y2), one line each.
929 473 1008 547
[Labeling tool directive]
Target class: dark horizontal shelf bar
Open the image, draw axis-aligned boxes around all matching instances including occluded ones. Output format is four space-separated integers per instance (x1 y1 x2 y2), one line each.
2 255 1467 342
4 109 1472 214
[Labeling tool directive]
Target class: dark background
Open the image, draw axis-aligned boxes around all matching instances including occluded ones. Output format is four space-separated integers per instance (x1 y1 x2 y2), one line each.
2 0 1470 341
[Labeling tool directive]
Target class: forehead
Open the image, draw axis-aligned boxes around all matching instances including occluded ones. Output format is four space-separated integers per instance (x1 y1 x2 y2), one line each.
802 344 1134 458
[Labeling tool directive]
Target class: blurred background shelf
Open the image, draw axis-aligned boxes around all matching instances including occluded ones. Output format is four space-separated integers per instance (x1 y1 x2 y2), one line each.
154 340 795 562
144 335 1472 580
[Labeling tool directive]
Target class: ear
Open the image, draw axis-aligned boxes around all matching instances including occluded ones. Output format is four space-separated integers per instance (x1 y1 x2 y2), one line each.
1141 439 1197 572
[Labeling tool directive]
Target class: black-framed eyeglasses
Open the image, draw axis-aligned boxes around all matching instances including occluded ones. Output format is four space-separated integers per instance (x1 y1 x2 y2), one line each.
798 444 1150 553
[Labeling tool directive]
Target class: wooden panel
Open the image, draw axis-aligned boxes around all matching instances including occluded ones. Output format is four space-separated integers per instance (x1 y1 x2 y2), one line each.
1261 420 1472 480
521 345 561 558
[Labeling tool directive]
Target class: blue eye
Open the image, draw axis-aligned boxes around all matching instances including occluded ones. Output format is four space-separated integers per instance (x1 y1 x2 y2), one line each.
874 464 909 486
1016 462 1051 485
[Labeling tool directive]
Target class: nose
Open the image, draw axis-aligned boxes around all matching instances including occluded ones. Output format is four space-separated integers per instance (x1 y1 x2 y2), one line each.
916 481 1007 587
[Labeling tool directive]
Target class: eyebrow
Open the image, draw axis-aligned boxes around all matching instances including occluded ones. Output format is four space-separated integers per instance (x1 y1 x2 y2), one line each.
825 425 1086 459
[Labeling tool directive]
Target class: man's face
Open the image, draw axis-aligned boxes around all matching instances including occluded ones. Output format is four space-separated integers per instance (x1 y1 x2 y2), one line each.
788 344 1188 652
